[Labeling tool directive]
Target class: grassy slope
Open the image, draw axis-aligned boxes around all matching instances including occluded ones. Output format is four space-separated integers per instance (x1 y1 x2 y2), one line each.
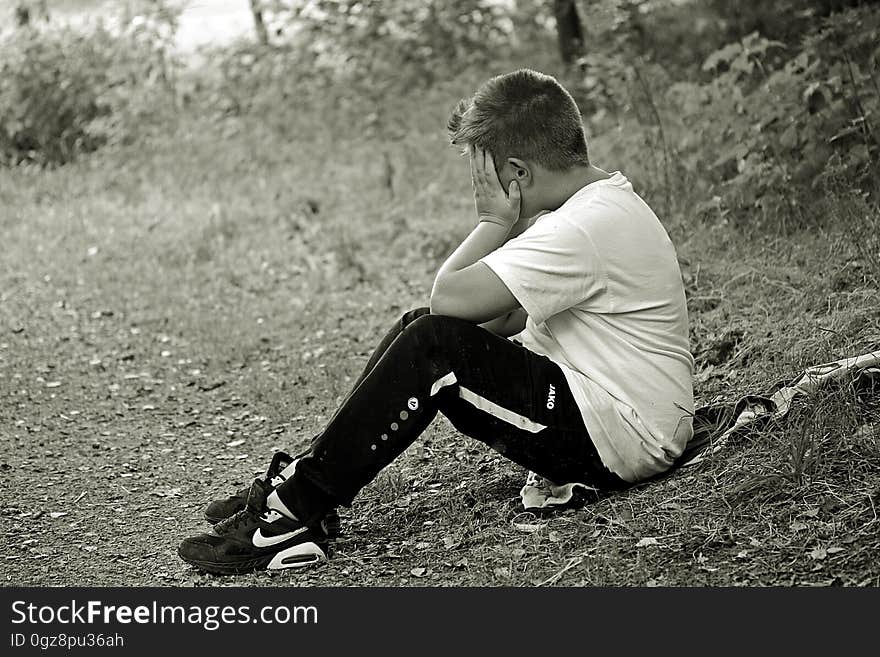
1 73 879 587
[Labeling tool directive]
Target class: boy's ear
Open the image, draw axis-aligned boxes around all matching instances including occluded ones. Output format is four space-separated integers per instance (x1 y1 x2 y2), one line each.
507 157 532 187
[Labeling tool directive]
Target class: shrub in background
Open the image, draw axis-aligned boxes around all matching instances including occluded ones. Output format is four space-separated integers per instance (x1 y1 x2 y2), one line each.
676 6 879 225
572 1 879 230
212 0 525 136
0 26 112 165
0 3 181 166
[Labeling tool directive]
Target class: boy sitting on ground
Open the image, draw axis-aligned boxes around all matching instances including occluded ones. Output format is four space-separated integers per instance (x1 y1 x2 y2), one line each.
178 69 695 575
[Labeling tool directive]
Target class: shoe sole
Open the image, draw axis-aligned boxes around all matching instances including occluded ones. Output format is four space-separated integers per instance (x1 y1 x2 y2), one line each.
178 543 327 576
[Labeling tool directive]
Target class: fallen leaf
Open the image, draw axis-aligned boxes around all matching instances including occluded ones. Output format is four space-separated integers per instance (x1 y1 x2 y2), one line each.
790 521 808 531
809 547 827 560
49 512 67 519
513 522 543 533
695 364 717 383
45 381 61 388
226 439 245 447
826 546 845 554
150 487 182 498
635 537 660 548
410 567 426 577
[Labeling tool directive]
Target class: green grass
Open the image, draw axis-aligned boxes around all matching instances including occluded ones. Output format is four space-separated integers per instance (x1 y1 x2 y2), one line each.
1 78 878 586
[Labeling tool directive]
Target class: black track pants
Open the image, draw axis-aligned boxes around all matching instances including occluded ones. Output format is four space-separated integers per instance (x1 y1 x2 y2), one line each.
278 309 624 524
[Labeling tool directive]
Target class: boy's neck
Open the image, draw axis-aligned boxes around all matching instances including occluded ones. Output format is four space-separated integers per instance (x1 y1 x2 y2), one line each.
508 164 613 240
542 164 611 212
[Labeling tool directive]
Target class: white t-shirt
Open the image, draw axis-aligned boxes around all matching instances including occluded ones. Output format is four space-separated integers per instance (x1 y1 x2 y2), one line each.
480 171 694 482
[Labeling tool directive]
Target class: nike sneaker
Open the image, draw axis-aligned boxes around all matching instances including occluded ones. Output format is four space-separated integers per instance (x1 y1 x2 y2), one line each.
179 479 331 575
204 450 341 538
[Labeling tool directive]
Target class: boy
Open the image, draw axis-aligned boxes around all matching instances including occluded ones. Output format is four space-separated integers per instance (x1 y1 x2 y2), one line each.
178 69 694 575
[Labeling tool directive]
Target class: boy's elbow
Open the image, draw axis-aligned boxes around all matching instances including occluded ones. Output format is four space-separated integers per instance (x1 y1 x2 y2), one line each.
429 275 460 317
428 286 452 316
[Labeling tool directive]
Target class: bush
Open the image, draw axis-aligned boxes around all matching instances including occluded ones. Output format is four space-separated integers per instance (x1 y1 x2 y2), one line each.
574 2 880 229
674 6 880 224
0 27 111 165
210 0 521 139
0 7 181 166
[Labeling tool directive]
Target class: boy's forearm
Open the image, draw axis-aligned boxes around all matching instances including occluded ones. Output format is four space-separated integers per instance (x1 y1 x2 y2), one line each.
433 220 510 285
439 220 511 275
433 209 536 285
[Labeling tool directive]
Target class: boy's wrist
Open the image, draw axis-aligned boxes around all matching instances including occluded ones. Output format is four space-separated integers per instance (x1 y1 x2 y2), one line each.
478 214 515 231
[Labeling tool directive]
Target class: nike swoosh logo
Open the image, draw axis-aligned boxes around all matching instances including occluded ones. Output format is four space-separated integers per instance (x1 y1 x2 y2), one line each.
252 526 307 548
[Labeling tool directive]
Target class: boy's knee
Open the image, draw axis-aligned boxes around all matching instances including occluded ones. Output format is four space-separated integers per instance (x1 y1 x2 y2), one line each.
405 313 476 345
399 307 430 330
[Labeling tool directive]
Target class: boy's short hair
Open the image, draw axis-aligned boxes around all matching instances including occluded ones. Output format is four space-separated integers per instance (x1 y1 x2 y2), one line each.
447 69 590 171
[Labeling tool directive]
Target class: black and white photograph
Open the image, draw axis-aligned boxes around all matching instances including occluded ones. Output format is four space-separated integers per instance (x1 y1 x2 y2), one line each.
1 0 879 599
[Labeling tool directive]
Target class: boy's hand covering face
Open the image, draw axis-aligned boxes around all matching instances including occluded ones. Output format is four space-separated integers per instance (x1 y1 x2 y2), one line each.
470 146 521 229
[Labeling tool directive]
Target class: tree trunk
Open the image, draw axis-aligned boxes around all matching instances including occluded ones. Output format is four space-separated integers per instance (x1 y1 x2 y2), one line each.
249 0 270 46
553 0 584 65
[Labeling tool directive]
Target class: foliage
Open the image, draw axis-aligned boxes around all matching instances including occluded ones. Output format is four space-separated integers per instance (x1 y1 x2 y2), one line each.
675 6 879 224
215 0 523 138
572 1 880 228
262 0 515 75
0 1 182 166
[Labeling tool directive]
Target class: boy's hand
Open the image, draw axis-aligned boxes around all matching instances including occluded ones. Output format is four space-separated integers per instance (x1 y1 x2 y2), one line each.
470 146 521 229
